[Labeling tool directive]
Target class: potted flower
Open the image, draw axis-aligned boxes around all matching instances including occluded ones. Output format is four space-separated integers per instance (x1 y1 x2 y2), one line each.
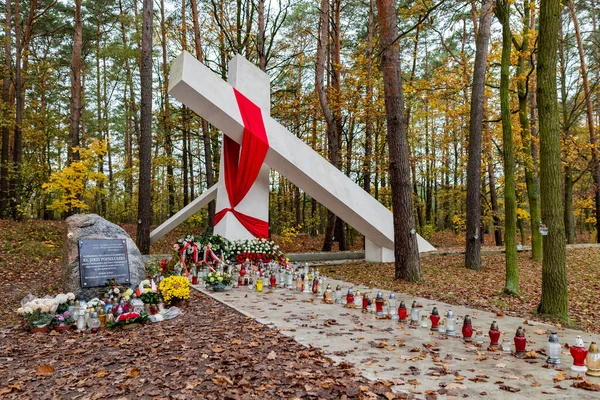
53 311 75 332
159 275 191 306
106 312 148 330
203 271 233 292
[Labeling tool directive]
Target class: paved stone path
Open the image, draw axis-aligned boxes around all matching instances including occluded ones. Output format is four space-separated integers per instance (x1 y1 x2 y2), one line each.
193 277 600 399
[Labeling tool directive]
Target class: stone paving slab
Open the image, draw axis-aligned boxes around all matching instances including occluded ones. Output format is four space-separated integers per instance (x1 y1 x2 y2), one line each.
193 278 600 399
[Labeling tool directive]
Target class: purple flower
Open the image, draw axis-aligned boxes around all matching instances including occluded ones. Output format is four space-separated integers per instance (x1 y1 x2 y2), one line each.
57 315 64 321
63 311 71 318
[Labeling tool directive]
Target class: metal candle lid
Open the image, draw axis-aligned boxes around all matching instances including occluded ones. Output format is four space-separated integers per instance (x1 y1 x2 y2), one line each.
411 301 417 309
326 284 332 290
336 285 341 291
490 321 499 331
399 301 406 308
446 310 454 318
376 291 383 300
589 342 599 353
515 326 525 337
389 292 396 300
431 307 439 316
548 331 559 343
464 315 472 324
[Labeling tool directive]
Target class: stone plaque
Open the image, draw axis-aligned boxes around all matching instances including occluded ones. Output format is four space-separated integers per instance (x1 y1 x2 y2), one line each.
78 239 130 287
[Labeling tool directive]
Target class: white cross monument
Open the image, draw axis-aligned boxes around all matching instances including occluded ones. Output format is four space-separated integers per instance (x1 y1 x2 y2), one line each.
149 51 435 261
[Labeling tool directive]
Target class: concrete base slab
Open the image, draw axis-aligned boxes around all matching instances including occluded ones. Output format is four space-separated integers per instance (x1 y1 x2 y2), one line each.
194 278 600 399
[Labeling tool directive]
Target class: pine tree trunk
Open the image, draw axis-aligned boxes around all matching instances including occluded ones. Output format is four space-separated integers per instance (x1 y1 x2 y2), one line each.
568 0 600 243
136 0 153 254
465 0 493 270
160 0 175 217
0 0 11 217
69 0 83 164
537 0 568 319
496 0 519 295
363 0 374 195
191 0 215 230
376 0 420 281
484 102 502 245
517 0 542 260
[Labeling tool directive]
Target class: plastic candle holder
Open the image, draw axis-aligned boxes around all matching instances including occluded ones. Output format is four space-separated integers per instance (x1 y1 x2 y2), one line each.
570 336 588 373
462 315 473 341
489 321 500 346
429 307 440 331
546 332 561 365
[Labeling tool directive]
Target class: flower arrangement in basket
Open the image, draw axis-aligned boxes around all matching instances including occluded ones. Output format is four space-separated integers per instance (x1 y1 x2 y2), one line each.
226 238 284 264
106 312 148 329
17 293 75 332
159 275 190 305
203 271 233 292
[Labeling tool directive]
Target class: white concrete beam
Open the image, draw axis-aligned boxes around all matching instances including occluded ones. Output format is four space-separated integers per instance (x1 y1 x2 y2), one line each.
149 184 218 245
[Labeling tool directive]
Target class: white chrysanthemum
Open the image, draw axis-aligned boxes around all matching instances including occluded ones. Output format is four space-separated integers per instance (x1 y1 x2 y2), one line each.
16 307 24 315
66 293 75 300
23 306 33 314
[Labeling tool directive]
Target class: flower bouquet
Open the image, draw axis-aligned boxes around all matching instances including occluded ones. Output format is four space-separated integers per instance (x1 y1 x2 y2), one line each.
203 271 233 292
159 275 191 305
225 238 284 264
106 312 148 330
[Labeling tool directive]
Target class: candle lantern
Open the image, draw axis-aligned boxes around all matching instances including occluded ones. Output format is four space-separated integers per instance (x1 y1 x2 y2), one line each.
312 277 319 294
317 278 325 296
489 321 500 346
409 301 420 326
420 315 429 329
475 330 484 344
76 308 86 332
88 312 100 333
324 284 334 304
346 289 354 306
270 273 277 288
304 262 309 276
462 315 473 341
248 274 254 290
241 260 249 277
362 293 369 313
514 326 527 356
233 268 239 288
398 301 407 322
256 273 263 292
375 292 384 316
502 337 511 352
131 295 145 314
445 310 456 336
586 342 600 377
335 285 343 304
354 290 363 308
285 270 293 288
191 265 198 284
295 273 302 291
315 268 320 280
389 293 398 320
546 332 561 365
429 307 440 331
303 274 311 293
570 336 588 373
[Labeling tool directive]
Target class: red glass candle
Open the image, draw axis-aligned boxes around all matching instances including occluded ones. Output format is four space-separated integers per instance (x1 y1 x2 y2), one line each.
346 290 354 305
312 279 319 294
192 276 198 285
462 315 473 340
270 275 276 288
489 321 500 346
571 341 588 367
514 326 527 353
375 299 384 314
238 276 242 286
362 295 369 310
398 301 407 321
240 265 246 277
429 307 440 331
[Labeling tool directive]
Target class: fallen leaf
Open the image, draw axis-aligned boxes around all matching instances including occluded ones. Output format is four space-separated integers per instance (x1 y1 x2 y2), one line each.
36 364 55 376
499 385 520 393
572 380 600 391
126 368 140 377
267 350 277 360
553 371 565 382
211 347 225 353
95 370 108 378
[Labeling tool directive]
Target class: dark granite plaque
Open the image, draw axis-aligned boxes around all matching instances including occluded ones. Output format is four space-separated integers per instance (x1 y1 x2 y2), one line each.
78 239 130 287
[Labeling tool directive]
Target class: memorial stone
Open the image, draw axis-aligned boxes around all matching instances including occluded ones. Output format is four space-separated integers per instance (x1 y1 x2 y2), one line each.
63 214 146 298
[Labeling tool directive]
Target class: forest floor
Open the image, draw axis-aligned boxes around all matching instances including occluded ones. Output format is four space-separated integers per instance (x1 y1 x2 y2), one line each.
0 289 403 399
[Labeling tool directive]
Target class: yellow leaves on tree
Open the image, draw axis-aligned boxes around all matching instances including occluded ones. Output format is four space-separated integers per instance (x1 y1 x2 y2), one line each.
42 140 108 214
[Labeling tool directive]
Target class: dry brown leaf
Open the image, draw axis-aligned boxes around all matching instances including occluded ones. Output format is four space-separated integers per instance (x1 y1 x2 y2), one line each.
212 375 233 386
267 351 277 360
211 347 225 353
553 371 566 383
36 364 55 376
126 368 140 377
95 370 108 378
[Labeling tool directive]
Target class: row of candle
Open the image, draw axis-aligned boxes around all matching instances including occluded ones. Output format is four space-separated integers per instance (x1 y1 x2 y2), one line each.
319 288 600 376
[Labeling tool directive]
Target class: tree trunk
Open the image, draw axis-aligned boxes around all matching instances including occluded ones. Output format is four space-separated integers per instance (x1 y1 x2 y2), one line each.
257 0 266 70
537 0 568 319
137 0 153 254
568 0 600 243
160 0 175 217
69 0 83 164
484 102 502 245
191 0 215 230
0 0 11 217
363 0 374 194
516 0 542 260
496 0 519 295
95 13 106 216
376 0 421 281
465 0 493 271
316 0 339 252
